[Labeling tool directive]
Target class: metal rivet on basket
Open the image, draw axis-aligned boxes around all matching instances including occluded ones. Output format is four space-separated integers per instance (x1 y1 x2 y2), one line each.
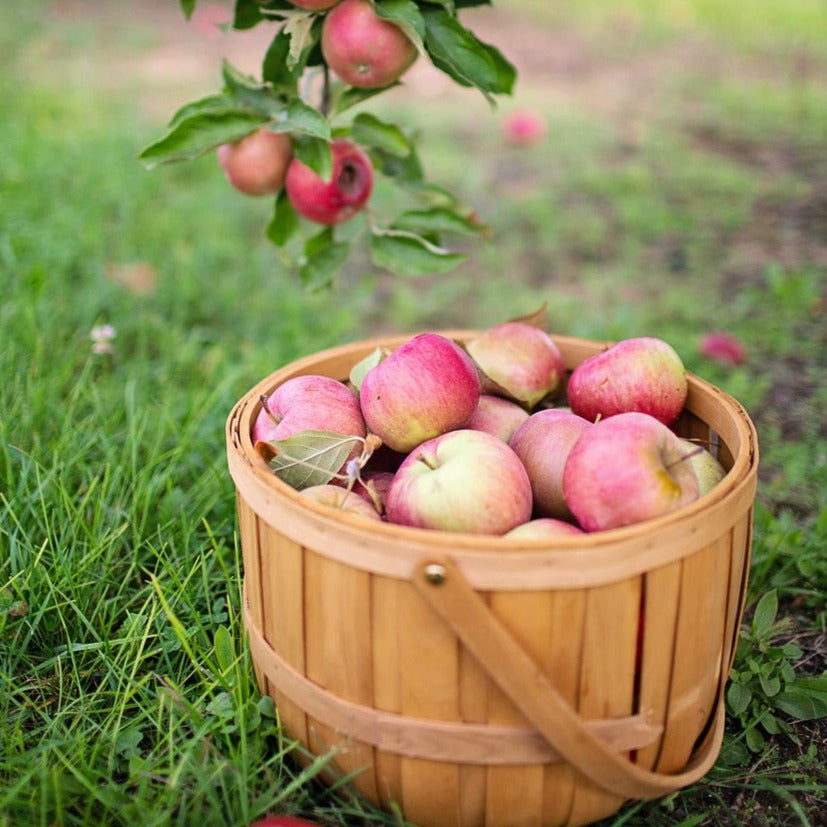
424 563 447 586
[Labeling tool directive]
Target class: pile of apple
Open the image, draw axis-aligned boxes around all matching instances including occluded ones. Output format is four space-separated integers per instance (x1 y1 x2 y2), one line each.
252 322 727 537
216 0 417 225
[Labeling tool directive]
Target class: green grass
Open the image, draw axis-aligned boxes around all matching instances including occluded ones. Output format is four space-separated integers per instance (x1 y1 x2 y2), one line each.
2 1 826 825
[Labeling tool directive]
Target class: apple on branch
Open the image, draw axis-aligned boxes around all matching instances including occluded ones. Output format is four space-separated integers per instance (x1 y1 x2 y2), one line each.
386 429 533 535
321 0 418 89
359 333 481 453
285 138 374 225
217 128 293 196
562 412 700 532
566 336 688 425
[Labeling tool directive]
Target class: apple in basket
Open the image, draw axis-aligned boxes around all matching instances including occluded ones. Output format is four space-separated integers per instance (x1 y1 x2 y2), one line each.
680 438 727 496
567 336 688 425
465 321 565 408
321 0 418 89
467 394 530 443
252 375 366 453
359 333 481 453
509 409 592 520
386 429 533 535
563 412 700 532
504 518 585 539
300 484 383 521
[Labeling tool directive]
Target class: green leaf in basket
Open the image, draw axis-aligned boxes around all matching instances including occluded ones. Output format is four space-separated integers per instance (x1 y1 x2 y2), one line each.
349 347 385 392
261 430 363 490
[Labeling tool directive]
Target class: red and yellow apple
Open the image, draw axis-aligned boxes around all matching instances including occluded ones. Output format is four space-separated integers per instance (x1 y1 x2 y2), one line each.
465 322 565 408
509 409 592 520
386 429 533 535
285 138 373 225
562 412 699 531
566 336 688 425
359 333 480 453
321 0 418 88
217 127 293 196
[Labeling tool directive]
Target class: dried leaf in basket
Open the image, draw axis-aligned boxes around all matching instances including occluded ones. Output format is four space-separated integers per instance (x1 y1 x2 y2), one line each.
257 430 364 490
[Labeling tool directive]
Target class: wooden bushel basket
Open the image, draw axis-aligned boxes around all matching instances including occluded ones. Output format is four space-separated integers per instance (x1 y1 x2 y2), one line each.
226 331 759 827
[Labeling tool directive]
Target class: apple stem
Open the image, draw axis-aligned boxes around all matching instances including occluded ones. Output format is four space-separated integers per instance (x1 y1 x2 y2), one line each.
415 453 439 471
259 394 282 426
667 445 705 469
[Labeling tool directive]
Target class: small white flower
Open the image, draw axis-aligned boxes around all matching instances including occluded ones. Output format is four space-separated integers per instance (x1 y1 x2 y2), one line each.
90 324 116 354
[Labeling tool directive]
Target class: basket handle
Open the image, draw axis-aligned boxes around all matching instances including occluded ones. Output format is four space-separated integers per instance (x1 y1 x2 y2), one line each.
412 556 727 802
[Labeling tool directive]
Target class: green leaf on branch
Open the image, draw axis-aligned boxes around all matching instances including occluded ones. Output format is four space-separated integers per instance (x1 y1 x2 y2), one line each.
267 191 300 247
259 430 362 489
276 98 331 140
221 60 284 116
138 110 269 168
233 0 266 30
262 27 304 92
370 229 466 276
166 94 236 129
179 0 196 20
350 113 412 158
393 206 487 237
331 84 398 116
300 228 350 290
374 0 427 55
292 134 333 179
422 8 516 100
283 11 320 71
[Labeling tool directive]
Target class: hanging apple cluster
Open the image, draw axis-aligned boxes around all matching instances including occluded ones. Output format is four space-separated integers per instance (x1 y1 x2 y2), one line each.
253 316 729 537
139 0 516 288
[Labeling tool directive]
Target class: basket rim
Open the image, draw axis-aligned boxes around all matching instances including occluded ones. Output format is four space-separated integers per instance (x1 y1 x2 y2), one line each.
226 330 759 587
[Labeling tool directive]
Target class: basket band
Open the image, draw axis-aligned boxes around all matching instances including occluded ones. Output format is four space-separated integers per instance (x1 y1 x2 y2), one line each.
243 599 662 766
412 556 728 800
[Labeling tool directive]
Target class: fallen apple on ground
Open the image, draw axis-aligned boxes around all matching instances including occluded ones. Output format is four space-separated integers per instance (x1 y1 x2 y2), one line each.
385 429 533 535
